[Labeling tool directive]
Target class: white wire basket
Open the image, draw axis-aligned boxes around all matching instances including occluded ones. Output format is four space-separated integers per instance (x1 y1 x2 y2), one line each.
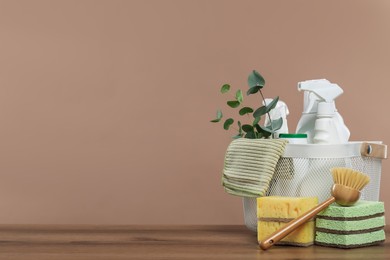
243 141 387 232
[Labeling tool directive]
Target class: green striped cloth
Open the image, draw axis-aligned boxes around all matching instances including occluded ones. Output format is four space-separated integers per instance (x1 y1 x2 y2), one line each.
222 138 288 197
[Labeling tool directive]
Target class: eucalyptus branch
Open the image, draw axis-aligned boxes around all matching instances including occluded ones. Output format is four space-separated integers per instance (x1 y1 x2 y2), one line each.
258 89 273 131
211 70 282 139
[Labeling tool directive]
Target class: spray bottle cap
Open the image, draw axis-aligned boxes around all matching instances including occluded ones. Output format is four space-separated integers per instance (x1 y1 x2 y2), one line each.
298 79 343 113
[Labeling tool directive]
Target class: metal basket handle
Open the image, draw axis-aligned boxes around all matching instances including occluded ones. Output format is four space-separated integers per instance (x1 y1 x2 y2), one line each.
361 142 387 159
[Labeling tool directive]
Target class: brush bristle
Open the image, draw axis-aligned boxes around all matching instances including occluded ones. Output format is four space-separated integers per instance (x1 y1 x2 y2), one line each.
331 167 370 191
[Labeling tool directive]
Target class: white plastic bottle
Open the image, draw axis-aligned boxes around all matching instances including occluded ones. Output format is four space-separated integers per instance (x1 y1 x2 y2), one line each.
264 99 289 138
296 80 350 201
313 102 341 144
296 79 350 144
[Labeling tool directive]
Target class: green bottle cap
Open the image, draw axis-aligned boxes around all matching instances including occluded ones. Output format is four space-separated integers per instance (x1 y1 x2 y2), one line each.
279 133 308 139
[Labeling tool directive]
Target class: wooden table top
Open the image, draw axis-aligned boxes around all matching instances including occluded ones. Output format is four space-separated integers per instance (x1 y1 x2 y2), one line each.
0 225 388 259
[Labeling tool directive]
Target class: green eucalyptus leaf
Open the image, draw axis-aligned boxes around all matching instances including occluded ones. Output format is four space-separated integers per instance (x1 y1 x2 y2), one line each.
227 100 240 108
223 118 234 130
256 124 275 134
238 121 242 135
252 116 261 125
210 110 223 122
255 131 263 139
262 131 272 138
246 86 261 95
239 107 254 116
254 124 262 133
253 105 267 118
255 124 272 138
220 84 230 94
236 89 243 103
242 124 254 133
244 131 256 139
265 96 279 113
248 70 265 88
232 134 243 139
268 117 283 131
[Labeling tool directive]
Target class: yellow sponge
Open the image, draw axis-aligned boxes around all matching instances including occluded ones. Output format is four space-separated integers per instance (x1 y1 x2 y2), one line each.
257 196 318 246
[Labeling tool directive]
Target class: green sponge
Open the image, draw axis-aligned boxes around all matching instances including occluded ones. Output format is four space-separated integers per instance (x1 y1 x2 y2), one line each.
316 216 385 232
315 201 386 248
317 200 384 219
316 230 385 249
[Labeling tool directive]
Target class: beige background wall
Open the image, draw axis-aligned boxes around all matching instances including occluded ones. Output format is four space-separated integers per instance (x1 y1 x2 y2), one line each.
0 0 389 225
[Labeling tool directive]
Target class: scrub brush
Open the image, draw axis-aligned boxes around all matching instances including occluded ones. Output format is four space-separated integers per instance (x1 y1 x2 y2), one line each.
259 167 370 250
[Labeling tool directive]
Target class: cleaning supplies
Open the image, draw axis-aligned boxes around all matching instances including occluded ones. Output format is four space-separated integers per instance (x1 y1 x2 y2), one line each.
315 201 385 248
296 79 350 144
264 99 289 138
257 196 318 247
260 168 370 250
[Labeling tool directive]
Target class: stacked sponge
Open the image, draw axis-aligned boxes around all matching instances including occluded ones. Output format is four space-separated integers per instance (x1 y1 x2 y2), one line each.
315 200 386 248
257 196 318 246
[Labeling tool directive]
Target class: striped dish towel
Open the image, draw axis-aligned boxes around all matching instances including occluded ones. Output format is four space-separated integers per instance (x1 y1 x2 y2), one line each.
222 138 288 197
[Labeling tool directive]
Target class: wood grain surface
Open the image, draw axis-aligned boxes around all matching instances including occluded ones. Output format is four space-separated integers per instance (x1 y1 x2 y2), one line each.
0 225 388 259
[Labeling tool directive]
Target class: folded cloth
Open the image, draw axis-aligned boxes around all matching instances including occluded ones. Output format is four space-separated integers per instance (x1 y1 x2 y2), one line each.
222 138 288 197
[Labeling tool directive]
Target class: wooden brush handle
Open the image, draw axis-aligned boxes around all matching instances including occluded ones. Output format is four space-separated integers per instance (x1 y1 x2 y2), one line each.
259 196 336 250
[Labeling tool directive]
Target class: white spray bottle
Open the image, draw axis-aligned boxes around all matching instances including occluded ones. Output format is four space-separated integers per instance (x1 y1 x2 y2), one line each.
296 79 350 201
264 99 289 138
296 79 350 144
